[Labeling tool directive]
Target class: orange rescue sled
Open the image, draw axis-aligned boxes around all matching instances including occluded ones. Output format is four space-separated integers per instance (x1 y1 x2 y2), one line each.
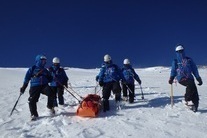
76 94 101 117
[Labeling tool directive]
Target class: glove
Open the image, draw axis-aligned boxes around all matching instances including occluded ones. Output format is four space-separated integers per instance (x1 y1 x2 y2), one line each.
20 83 28 94
137 79 141 85
95 75 99 82
168 77 174 84
99 81 104 87
63 82 68 88
64 83 68 88
121 81 127 86
196 77 203 86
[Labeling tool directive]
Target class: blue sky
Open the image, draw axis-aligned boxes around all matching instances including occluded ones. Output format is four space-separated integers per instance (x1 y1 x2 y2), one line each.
1 0 207 68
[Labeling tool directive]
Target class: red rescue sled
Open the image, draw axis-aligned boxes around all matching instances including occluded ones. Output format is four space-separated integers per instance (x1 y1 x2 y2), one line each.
76 94 101 117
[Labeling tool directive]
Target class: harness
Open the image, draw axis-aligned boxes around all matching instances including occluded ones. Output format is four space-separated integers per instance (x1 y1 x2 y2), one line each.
31 65 44 78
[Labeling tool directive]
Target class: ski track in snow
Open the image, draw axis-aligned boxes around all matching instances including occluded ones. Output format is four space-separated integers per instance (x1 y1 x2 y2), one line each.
0 67 207 138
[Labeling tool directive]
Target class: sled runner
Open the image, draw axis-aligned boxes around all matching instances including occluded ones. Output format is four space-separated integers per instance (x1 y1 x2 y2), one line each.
76 94 101 117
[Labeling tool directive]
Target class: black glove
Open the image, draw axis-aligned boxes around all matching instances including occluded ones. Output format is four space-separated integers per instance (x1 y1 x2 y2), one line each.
63 82 68 88
121 81 127 86
196 77 203 86
64 83 68 88
96 75 99 82
137 79 141 85
99 81 104 87
168 77 174 84
20 83 28 94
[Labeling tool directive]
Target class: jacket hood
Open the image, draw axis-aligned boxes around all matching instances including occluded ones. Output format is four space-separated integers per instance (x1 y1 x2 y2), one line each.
35 54 47 68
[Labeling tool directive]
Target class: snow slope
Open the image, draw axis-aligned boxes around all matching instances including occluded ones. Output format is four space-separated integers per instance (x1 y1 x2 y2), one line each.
0 67 207 138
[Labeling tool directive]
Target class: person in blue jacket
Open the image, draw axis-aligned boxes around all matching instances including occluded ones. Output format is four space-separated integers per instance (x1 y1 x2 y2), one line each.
48 57 69 107
20 54 54 120
168 45 202 112
122 59 141 103
96 54 123 112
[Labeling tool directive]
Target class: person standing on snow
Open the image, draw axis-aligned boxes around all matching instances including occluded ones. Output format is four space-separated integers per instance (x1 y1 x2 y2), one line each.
121 59 141 103
20 54 55 120
168 45 202 112
96 54 123 112
48 57 69 107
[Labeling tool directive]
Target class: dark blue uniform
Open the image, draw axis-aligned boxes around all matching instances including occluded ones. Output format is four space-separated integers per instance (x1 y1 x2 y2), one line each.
96 61 123 112
21 55 54 117
122 64 141 103
169 47 202 112
48 64 68 106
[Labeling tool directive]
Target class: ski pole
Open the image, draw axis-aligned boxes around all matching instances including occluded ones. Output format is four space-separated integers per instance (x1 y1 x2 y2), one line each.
55 78 83 100
67 85 83 98
94 82 100 94
9 93 22 117
125 84 133 94
139 84 144 100
63 85 82 103
170 84 174 108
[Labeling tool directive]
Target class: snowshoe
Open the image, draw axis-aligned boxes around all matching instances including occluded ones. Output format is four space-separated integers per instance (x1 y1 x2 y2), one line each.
116 101 125 110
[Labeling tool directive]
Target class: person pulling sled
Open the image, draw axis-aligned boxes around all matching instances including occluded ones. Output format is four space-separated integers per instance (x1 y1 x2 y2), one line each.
48 57 69 107
121 58 141 103
20 54 55 120
96 54 124 112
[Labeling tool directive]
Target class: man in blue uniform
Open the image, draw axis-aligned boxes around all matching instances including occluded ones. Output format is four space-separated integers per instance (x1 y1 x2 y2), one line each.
20 54 54 120
169 45 202 112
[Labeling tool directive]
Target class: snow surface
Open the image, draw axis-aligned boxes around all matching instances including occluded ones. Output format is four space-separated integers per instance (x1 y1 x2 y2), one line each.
0 67 207 138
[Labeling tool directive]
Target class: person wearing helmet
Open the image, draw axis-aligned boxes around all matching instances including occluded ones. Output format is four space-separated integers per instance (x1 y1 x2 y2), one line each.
96 54 124 112
48 57 69 107
20 54 54 121
122 59 141 103
169 44 202 112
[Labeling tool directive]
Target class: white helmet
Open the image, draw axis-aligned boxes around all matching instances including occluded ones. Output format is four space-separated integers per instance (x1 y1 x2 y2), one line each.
52 57 60 64
104 54 111 62
123 59 130 65
175 45 184 52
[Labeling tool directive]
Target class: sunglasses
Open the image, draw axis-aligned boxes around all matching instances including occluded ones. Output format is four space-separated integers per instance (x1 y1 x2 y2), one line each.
53 63 59 66
176 50 184 53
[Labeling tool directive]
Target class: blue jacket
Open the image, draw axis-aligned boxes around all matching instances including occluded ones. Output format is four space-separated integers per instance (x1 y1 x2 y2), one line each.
122 65 140 84
170 50 200 82
97 61 123 83
48 64 69 87
23 55 52 87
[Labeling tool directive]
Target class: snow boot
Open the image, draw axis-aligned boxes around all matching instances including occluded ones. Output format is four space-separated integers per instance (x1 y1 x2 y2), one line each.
48 108 55 116
186 101 197 112
122 96 128 101
31 115 38 121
